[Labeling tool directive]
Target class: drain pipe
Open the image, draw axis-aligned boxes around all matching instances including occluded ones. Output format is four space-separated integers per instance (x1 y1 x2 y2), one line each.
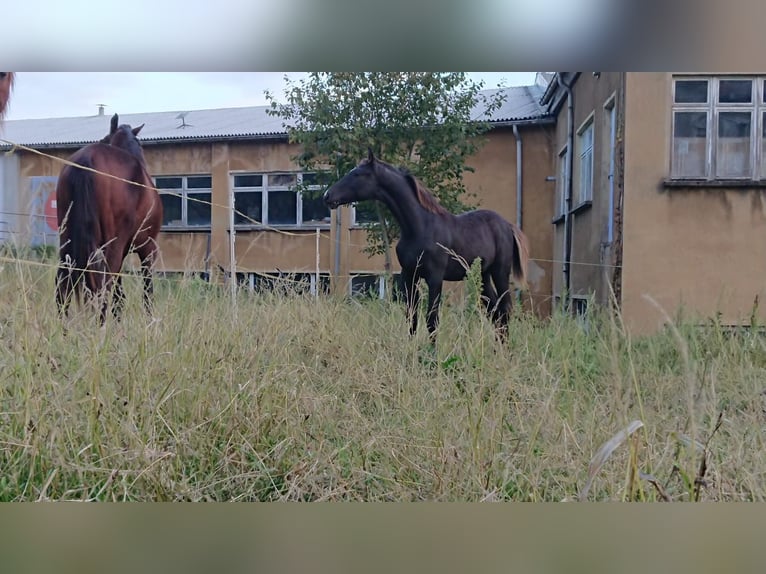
560 74 575 311
512 124 523 229
512 123 523 304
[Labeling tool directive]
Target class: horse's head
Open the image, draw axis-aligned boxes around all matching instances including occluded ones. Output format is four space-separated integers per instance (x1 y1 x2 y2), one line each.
0 72 15 121
105 113 146 164
323 148 382 209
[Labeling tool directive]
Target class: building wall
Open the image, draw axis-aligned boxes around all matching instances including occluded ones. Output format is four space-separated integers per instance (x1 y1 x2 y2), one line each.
550 73 624 310
621 72 766 334
9 124 556 308
463 125 555 316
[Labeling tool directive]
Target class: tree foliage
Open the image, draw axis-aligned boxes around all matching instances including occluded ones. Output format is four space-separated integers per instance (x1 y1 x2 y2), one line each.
265 72 506 262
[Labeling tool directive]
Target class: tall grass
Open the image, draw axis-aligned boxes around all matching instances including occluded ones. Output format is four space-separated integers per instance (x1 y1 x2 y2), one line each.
1 253 766 501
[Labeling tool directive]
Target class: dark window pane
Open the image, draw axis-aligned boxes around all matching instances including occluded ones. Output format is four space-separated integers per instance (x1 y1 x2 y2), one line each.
718 111 751 138
719 79 752 103
269 173 297 187
160 194 182 226
187 175 212 189
354 201 378 224
302 193 331 224
302 173 318 185
674 80 708 103
317 274 331 295
155 177 183 189
187 192 212 226
351 275 379 298
674 111 707 137
234 191 262 225
234 174 263 188
268 190 297 225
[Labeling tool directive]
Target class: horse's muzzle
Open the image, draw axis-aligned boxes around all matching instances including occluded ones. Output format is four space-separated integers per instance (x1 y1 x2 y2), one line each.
323 190 340 210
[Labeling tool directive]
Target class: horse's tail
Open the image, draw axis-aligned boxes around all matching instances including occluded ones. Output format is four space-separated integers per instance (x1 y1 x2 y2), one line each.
61 160 102 295
510 223 530 290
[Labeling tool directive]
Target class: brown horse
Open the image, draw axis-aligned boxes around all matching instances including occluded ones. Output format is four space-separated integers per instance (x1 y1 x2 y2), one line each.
324 149 529 343
0 72 15 122
56 113 163 323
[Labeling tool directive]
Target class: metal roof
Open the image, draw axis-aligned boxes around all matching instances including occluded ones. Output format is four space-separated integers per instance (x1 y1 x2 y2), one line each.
472 85 549 123
1 87 552 149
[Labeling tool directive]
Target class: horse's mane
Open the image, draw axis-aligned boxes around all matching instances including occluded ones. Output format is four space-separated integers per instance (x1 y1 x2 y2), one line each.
400 168 450 216
109 126 146 167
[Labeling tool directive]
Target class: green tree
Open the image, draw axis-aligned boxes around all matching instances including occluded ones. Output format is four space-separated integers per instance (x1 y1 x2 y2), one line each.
265 72 506 273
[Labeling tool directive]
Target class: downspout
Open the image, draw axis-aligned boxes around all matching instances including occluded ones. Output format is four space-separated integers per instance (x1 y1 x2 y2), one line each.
561 74 575 311
512 124 523 305
512 124 523 229
607 103 616 244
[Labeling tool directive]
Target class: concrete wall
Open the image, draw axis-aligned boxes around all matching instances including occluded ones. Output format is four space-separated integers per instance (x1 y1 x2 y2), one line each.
550 73 624 309
621 72 766 333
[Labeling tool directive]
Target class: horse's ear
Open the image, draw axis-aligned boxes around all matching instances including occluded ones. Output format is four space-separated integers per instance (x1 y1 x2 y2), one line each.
367 147 375 163
132 124 144 136
110 113 119 135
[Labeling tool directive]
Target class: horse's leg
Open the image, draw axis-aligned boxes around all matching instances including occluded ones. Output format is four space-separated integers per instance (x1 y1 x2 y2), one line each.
490 266 512 341
424 272 445 344
481 271 499 320
98 247 124 325
401 267 420 336
136 242 158 316
55 264 73 319
111 275 126 320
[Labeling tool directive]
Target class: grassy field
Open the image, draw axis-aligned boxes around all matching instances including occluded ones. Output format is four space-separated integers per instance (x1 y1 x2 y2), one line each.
1 251 766 502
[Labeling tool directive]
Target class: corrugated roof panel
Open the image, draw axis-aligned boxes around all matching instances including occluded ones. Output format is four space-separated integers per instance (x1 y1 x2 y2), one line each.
1 87 551 148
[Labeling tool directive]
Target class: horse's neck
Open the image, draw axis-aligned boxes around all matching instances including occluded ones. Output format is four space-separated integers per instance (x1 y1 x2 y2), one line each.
377 167 432 237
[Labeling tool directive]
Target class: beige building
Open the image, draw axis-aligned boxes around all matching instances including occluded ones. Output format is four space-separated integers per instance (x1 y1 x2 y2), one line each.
545 72 766 334
0 79 556 316
6 72 763 334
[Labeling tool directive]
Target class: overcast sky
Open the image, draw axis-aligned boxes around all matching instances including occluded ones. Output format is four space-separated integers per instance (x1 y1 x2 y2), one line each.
4 73 539 121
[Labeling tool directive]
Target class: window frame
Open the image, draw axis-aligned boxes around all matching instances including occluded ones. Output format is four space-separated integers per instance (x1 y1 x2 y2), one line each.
231 172 331 229
576 114 594 204
670 75 765 181
351 202 379 227
154 174 213 230
556 145 568 218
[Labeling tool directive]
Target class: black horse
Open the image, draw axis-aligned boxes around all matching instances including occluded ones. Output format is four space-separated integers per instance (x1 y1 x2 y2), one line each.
324 149 529 341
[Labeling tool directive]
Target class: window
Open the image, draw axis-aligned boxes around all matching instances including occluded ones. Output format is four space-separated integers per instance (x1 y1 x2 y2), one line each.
577 119 594 203
232 172 330 227
556 147 567 217
671 76 766 180
155 175 212 228
349 273 397 299
352 201 378 226
238 271 330 296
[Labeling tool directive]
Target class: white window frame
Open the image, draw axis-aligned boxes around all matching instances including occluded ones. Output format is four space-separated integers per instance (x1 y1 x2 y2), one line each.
231 172 330 229
577 115 594 204
351 202 379 227
349 273 386 299
556 145 567 218
671 75 765 181
154 174 213 229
